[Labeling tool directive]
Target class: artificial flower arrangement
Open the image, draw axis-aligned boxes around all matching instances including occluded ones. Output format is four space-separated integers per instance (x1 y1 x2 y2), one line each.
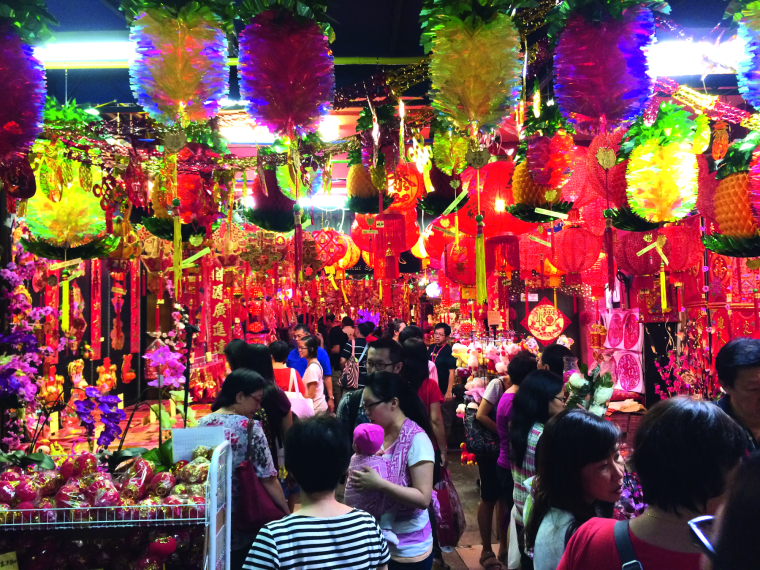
564 359 614 417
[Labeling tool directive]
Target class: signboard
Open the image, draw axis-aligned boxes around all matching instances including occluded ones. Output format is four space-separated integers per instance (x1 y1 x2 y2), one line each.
520 297 570 345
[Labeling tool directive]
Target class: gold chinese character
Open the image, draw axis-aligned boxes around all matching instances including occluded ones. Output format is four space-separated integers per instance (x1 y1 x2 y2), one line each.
212 303 227 318
212 322 226 336
215 268 224 281
216 340 227 353
212 284 223 300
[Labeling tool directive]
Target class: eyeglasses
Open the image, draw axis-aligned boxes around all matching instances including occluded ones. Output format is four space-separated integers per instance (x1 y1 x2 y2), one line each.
554 396 566 403
366 361 397 371
433 332 446 337
688 515 717 562
361 400 385 413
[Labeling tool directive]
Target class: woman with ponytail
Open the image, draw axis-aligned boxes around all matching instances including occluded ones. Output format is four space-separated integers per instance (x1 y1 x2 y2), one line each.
350 371 436 569
197 368 289 570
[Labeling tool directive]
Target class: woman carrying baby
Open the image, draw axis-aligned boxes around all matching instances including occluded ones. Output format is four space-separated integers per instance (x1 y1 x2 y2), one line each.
351 372 437 570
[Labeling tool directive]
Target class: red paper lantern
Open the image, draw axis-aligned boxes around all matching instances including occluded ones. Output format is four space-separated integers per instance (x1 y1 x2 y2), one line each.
659 224 703 282
551 226 602 284
586 130 628 208
312 228 348 266
486 233 520 276
387 163 424 211
333 234 361 270
578 197 607 236
519 233 551 279
398 208 420 250
561 146 595 208
442 237 476 286
422 217 456 261
614 230 672 275
581 251 609 298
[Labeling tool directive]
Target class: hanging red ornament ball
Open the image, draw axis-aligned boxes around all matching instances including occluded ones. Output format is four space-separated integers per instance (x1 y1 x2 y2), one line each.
578 197 607 236
581 252 609 298
696 154 718 224
551 225 602 284
485 233 520 276
659 224 703 280
176 173 211 225
387 163 425 211
519 233 551 279
461 161 537 236
561 146 594 208
422 217 455 261
615 230 672 275
398 208 420 250
586 130 628 208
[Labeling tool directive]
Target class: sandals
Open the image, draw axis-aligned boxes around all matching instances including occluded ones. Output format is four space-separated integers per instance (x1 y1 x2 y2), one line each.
480 552 504 570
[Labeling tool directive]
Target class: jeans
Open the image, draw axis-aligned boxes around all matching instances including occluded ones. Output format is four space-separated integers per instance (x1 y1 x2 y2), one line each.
388 552 434 570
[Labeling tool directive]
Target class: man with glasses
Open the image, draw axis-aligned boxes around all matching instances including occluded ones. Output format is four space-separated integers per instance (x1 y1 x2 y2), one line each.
286 324 334 411
428 323 456 402
336 338 403 443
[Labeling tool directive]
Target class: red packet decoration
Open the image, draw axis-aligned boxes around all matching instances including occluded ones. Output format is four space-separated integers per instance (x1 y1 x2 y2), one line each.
90 259 102 360
131 260 141 353
520 297 570 346
69 281 87 353
110 268 126 351
44 269 60 365
208 264 230 355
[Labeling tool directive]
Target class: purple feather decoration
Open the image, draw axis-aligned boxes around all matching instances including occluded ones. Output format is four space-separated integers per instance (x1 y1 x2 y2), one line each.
0 25 45 162
553 7 655 133
239 10 334 136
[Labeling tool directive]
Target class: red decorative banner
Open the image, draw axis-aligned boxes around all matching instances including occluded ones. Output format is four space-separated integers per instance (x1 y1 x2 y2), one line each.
520 297 570 346
91 260 102 360
208 263 230 355
44 270 60 365
130 260 140 353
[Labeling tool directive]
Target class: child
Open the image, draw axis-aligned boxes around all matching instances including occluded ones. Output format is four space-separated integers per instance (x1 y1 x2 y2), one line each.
344 423 399 545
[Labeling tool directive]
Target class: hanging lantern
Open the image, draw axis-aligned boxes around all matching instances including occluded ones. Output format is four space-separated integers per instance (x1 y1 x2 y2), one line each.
411 236 429 259
351 213 376 251
586 130 628 207
312 228 349 267
659 224 703 283
714 134 760 238
519 233 551 279
442 237 477 286
398 208 421 250
335 235 361 270
486 233 520 276
578 198 607 236
561 146 594 208
129 6 228 125
387 163 424 211
422 217 456 261
551 225 602 284
553 7 654 133
581 252 609 299
239 9 334 135
614 230 672 276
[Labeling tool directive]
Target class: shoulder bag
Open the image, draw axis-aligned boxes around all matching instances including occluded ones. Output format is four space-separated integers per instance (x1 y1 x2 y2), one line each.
614 519 644 570
285 368 314 419
340 340 369 389
235 420 288 533
463 396 500 457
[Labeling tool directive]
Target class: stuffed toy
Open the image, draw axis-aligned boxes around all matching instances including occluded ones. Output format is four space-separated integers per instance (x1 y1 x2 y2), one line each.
556 335 574 349
464 376 489 403
466 341 483 370
521 336 540 354
451 343 469 368
96 358 117 394
459 443 477 465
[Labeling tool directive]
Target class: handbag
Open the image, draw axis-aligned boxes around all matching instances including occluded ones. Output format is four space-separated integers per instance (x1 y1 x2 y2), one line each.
234 420 288 533
340 340 369 389
285 368 314 419
463 396 500 457
434 467 466 548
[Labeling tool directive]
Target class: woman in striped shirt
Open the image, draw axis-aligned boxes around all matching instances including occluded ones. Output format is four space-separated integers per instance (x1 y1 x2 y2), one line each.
245 415 390 570
510 370 565 570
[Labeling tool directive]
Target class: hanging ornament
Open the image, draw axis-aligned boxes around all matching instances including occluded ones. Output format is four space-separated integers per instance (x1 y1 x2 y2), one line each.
712 121 729 161
551 225 602 285
244 167 297 233
443 237 477 286
429 12 522 131
239 10 334 136
553 6 655 133
334 235 361 270
0 24 45 162
621 102 699 223
714 131 760 238
312 228 348 267
387 163 424 211
129 5 228 125
586 129 629 208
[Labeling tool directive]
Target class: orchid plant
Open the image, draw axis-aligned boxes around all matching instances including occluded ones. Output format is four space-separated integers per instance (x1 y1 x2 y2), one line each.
74 387 126 449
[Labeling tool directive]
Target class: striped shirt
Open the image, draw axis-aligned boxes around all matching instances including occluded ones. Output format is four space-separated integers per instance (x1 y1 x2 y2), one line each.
244 509 390 570
511 422 544 526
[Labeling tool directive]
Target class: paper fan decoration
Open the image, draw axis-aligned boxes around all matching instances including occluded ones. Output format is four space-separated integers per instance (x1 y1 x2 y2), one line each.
429 12 522 131
129 5 228 125
0 24 45 162
553 6 654 133
24 174 106 248
239 9 334 136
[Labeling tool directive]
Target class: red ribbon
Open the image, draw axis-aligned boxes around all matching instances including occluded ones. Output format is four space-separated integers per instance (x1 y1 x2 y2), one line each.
90 261 101 361
130 260 140 353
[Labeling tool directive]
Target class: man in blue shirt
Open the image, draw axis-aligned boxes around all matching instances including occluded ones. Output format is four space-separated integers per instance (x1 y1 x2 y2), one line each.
287 324 334 411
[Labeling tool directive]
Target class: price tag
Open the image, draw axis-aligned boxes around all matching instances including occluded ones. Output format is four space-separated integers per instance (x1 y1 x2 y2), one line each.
117 394 123 410
376 221 385 228
534 208 569 220
0 551 19 570
461 287 476 300
111 287 126 295
487 310 501 327
49 412 59 433
528 235 551 247
362 230 379 235
49 258 82 271
521 293 539 302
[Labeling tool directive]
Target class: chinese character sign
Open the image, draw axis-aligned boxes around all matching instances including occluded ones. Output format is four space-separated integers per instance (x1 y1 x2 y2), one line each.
521 297 570 346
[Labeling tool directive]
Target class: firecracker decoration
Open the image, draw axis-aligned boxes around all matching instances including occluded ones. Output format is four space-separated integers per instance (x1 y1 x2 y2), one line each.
552 5 655 133
737 2 760 111
620 102 698 223
714 131 760 238
128 4 228 125
0 24 45 163
712 121 729 161
239 9 334 136
428 11 522 131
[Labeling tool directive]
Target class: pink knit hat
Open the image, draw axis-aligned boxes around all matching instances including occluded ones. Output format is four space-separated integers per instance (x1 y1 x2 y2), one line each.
353 423 385 455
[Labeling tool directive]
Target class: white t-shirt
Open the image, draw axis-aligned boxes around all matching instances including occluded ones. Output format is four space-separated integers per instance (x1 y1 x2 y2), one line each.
381 431 435 560
534 508 575 570
303 361 327 413
483 378 505 406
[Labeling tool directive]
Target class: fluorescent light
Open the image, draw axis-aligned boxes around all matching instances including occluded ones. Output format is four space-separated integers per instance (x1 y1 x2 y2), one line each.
243 195 255 209
298 194 346 209
220 125 275 144
318 115 341 141
34 41 136 65
647 38 744 77
84 108 100 116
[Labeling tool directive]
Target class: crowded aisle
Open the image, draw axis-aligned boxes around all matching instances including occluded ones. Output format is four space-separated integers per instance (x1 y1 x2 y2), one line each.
0 0 759 569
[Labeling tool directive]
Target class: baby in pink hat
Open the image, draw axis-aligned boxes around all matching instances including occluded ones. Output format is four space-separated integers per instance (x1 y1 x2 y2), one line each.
344 424 398 542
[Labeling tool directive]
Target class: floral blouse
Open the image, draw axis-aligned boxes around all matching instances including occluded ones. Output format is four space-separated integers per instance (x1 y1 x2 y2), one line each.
196 413 277 549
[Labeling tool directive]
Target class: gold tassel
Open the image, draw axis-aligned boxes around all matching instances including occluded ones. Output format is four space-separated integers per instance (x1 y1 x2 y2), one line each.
173 216 182 297
476 218 487 305
660 261 667 311
554 287 558 308
61 279 70 333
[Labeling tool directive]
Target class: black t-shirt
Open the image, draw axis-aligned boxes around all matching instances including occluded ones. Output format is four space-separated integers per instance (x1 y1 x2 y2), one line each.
329 327 349 371
429 343 456 395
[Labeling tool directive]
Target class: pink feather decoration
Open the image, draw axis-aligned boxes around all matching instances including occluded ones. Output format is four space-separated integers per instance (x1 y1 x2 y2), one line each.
238 10 334 136
0 25 45 162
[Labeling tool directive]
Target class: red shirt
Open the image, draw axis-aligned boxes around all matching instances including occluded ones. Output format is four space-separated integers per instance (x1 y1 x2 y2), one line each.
557 518 702 570
417 378 444 450
273 367 305 396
